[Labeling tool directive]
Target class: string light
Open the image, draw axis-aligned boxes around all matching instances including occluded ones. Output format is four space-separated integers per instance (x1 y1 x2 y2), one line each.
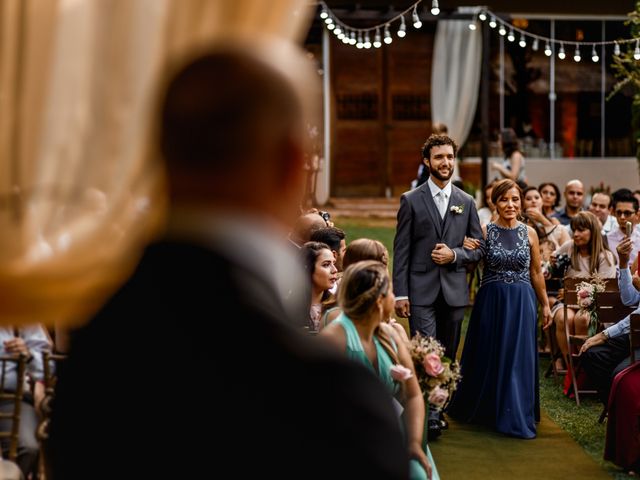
519 33 527 48
431 0 440 16
318 0 640 60
397 15 407 37
373 28 382 48
383 24 392 44
558 43 566 60
412 5 422 28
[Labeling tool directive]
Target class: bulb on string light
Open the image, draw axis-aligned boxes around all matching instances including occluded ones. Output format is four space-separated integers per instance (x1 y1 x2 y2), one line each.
384 24 393 44
479 11 487 21
573 45 581 62
349 31 356 45
558 43 566 60
342 31 350 44
634 39 640 60
507 28 515 42
338 32 345 40
468 18 477 31
320 6 328 19
489 16 497 28
364 31 371 49
614 41 621 56
324 16 333 25
498 25 507 36
334 26 342 35
532 38 539 51
373 28 382 48
412 5 422 28
431 0 440 16
591 45 599 62
519 34 526 48
356 32 363 49
327 22 335 30
544 41 552 56
397 15 406 38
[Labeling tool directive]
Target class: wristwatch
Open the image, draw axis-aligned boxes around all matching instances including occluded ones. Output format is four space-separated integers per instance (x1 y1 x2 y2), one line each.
602 329 610 341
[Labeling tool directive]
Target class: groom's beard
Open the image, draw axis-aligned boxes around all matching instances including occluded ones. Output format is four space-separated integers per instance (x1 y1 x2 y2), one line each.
428 165 453 183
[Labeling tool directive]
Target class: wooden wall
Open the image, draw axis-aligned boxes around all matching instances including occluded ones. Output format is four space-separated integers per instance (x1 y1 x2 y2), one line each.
330 25 436 197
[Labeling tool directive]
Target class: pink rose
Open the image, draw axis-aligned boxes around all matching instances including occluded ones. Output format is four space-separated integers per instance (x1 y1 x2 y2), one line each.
423 353 444 377
428 386 449 408
578 290 590 299
579 298 592 308
390 364 413 381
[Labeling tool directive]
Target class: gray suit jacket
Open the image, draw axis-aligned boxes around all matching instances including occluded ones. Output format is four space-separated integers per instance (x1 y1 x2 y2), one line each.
393 182 483 307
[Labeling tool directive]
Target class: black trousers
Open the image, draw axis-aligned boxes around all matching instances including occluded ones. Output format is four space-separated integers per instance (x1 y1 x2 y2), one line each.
581 334 639 405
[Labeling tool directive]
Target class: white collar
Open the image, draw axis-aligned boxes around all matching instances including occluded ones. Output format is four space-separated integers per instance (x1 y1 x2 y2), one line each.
427 177 452 198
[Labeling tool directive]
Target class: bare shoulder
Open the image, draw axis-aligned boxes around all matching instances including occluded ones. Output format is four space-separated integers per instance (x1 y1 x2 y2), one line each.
319 320 347 350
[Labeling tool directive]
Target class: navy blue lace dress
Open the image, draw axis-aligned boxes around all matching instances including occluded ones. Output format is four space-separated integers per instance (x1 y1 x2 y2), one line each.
449 222 540 439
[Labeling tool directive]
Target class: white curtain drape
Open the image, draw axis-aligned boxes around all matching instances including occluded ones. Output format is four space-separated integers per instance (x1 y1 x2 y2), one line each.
431 20 482 147
0 0 312 327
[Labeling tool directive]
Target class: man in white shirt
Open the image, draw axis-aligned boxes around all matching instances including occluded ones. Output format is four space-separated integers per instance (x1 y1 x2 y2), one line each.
607 194 640 267
588 191 617 236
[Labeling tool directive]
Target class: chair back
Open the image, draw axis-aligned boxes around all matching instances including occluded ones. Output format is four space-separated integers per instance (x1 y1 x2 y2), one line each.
38 351 67 480
631 313 640 364
0 354 27 462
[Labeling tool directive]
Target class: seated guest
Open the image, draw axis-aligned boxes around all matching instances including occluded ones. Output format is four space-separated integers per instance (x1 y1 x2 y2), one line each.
310 227 347 273
580 236 640 405
0 325 51 478
552 180 584 226
551 212 616 358
588 191 617 236
607 193 640 267
539 182 561 220
289 212 328 248
300 242 338 332
321 261 434 480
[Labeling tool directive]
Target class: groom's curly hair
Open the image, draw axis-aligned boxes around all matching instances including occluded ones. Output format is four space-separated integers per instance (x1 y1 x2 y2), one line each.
421 134 458 160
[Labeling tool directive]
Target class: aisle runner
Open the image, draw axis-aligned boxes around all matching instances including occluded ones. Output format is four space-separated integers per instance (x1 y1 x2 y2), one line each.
429 412 610 479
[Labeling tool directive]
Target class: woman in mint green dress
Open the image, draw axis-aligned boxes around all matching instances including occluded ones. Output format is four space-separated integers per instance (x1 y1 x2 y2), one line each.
321 260 438 480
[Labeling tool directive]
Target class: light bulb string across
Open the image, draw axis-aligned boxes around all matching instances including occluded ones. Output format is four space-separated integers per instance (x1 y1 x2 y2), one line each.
319 1 640 50
319 0 426 34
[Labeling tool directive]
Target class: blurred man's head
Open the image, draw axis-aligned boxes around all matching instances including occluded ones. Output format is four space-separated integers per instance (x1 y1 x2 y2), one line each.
159 39 318 227
291 213 327 246
564 180 584 210
588 192 611 225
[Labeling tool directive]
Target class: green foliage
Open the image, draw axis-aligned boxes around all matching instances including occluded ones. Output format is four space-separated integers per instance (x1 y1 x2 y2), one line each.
609 1 640 162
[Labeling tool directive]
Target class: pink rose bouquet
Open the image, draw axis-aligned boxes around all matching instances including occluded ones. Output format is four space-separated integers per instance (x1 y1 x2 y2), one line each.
576 275 607 337
408 334 462 412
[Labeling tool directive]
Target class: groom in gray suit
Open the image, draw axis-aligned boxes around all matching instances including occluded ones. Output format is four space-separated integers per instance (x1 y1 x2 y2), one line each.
393 134 483 438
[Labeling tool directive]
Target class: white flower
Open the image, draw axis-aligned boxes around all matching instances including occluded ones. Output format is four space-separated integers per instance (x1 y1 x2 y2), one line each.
450 204 464 215
390 364 414 381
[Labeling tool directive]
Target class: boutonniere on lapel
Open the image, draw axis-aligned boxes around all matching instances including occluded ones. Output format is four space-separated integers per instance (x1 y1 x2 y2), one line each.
450 205 464 215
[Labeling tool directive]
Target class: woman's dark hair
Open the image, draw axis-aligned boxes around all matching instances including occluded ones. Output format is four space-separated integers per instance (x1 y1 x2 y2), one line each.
500 128 520 158
299 241 331 276
538 182 561 209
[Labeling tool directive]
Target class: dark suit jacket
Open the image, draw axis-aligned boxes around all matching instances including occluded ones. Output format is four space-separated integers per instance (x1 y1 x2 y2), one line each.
393 183 483 307
49 241 408 479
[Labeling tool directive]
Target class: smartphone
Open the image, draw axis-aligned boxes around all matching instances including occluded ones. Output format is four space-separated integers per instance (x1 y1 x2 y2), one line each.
626 221 633 236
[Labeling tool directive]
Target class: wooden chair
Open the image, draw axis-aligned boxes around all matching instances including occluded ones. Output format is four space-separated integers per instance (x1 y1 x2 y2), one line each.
564 277 636 406
0 354 27 462
37 351 67 480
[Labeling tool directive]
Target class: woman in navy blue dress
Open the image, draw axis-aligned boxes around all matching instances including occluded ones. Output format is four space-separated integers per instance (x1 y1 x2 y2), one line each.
449 179 552 438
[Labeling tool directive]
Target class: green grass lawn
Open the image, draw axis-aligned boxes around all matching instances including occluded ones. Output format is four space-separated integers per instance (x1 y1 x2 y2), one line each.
338 216 635 479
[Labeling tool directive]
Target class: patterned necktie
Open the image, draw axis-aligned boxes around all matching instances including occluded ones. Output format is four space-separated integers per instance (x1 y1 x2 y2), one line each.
436 191 446 219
